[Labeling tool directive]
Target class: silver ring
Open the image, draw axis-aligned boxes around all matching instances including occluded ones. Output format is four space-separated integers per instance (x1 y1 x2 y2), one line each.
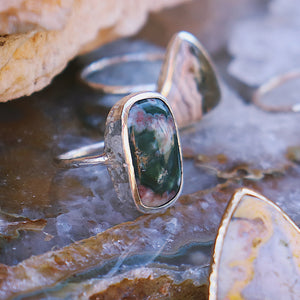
56 141 107 167
80 52 164 94
252 69 300 113
80 31 221 128
56 91 183 214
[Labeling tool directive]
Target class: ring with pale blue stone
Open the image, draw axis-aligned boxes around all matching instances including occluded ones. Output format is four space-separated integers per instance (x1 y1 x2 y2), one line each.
56 92 183 214
80 31 221 129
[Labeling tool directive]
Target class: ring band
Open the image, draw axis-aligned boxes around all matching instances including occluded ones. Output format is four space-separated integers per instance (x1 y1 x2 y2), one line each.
80 31 221 128
252 69 300 113
56 91 183 214
80 52 164 94
56 141 108 168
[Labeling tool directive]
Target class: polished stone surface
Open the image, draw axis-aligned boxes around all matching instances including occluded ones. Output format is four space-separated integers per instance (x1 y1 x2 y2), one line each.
158 31 220 128
127 98 181 207
210 190 300 300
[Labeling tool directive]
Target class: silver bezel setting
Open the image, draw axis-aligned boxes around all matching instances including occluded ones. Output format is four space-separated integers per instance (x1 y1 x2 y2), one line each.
158 31 221 119
106 91 183 214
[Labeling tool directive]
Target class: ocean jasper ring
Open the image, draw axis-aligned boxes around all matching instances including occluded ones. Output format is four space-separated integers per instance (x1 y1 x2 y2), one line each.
56 92 183 214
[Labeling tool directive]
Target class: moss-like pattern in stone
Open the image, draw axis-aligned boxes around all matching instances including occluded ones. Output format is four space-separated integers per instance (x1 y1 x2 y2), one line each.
127 98 181 207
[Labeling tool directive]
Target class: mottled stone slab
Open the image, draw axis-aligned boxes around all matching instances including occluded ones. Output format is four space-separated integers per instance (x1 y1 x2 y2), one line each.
128 98 182 207
209 188 300 300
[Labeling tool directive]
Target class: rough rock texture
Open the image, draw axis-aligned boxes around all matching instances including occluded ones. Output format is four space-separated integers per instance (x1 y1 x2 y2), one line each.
0 0 74 34
0 0 188 102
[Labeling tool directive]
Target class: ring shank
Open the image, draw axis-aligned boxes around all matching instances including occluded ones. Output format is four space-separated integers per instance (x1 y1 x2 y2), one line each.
55 141 108 168
80 52 164 94
252 70 300 112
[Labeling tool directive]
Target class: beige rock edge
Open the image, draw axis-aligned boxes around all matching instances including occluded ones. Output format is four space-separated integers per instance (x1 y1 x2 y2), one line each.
0 0 188 102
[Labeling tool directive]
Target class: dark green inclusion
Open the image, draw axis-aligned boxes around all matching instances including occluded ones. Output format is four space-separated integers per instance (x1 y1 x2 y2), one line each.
127 98 182 207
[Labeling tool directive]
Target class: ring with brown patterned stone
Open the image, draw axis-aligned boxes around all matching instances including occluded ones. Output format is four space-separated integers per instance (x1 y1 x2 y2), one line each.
80 31 221 128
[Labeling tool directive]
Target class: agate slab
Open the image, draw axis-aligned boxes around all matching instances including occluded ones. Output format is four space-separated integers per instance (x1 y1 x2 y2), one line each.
209 188 300 300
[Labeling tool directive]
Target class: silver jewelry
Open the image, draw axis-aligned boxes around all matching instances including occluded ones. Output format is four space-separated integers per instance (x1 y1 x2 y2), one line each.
56 92 183 214
252 69 300 113
57 32 221 214
80 31 221 128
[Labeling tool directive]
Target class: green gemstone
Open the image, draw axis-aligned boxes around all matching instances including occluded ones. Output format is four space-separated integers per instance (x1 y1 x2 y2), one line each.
127 98 182 207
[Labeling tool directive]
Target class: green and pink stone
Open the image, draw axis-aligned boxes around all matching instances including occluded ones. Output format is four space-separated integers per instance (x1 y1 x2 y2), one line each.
127 98 182 207
104 96 182 211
